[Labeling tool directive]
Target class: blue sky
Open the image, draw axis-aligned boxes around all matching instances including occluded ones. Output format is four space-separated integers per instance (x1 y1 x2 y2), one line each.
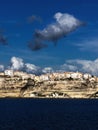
0 0 98 75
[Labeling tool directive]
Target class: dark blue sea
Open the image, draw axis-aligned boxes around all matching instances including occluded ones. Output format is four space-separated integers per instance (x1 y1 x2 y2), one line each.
0 98 98 130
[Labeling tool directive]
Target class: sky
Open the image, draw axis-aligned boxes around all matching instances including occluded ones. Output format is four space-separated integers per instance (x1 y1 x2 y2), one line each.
0 0 98 75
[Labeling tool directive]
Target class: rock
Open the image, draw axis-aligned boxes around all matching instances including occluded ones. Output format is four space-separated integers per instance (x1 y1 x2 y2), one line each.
0 71 98 98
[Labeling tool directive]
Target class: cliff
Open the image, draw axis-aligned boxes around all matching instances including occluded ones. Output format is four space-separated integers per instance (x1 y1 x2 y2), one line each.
0 70 98 98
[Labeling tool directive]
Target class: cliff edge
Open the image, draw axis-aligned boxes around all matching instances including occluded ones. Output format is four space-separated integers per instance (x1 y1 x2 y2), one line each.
0 70 98 98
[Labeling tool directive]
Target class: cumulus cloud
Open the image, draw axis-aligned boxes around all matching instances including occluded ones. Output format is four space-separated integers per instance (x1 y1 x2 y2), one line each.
9 56 40 74
9 57 98 76
2 56 98 76
10 57 24 70
25 63 40 74
65 59 98 75
61 63 77 72
35 12 83 42
42 67 53 73
28 39 48 51
8 57 98 76
9 57 54 74
29 12 85 51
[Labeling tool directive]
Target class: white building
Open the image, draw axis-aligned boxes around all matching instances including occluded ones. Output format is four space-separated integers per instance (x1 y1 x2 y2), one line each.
39 74 49 81
83 73 91 80
4 70 14 77
70 72 83 80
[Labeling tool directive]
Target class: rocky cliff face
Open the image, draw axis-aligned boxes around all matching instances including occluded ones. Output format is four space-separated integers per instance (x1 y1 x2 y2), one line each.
0 70 98 98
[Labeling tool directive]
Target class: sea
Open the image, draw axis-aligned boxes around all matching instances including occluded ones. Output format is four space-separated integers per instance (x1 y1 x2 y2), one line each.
0 98 98 130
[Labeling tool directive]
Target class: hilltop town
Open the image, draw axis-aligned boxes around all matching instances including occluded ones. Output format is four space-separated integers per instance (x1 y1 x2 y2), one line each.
0 70 98 98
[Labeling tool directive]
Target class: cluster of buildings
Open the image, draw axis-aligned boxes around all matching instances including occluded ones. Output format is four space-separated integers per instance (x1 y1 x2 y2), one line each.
1 69 97 83
0 69 98 98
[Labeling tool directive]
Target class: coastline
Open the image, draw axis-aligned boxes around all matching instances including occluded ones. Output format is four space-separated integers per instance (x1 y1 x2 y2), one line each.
0 70 98 98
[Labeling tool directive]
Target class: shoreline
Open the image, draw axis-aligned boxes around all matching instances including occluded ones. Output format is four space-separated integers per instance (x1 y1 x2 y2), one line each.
0 71 98 98
0 96 97 99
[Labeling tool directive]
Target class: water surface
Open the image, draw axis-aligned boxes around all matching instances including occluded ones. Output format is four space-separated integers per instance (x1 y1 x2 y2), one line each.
0 98 98 130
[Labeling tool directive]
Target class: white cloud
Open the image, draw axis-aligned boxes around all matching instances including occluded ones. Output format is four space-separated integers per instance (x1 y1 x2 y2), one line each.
76 38 98 52
35 12 83 42
9 56 40 74
54 12 81 32
29 12 84 51
42 67 53 73
25 63 39 73
66 59 98 75
61 63 77 71
10 57 24 70
1 56 98 76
